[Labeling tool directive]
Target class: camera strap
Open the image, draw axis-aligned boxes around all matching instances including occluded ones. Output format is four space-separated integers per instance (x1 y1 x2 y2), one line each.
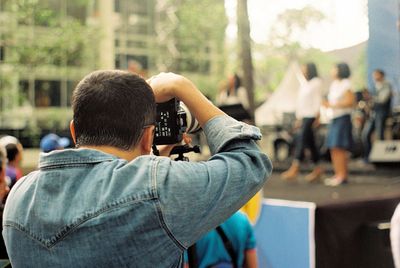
215 226 238 268
188 227 237 268
187 244 198 268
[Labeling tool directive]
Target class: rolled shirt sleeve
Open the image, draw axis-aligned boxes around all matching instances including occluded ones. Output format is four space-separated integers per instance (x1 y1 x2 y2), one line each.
155 115 272 248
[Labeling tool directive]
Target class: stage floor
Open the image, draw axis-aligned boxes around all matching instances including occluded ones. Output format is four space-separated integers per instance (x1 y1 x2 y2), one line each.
263 161 400 205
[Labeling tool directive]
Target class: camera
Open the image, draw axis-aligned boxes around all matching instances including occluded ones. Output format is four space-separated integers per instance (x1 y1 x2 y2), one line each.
153 98 200 145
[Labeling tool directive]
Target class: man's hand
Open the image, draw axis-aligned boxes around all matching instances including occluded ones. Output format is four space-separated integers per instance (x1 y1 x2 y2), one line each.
147 72 193 103
293 120 302 130
157 134 193 157
312 117 320 128
147 72 224 128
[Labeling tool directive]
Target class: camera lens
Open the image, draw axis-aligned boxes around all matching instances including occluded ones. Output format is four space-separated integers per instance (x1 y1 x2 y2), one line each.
180 102 201 134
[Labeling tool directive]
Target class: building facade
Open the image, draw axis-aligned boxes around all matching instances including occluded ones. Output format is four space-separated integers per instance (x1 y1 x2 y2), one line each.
0 0 226 146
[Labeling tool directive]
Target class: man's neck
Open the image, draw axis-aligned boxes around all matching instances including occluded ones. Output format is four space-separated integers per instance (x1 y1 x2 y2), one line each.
79 145 141 162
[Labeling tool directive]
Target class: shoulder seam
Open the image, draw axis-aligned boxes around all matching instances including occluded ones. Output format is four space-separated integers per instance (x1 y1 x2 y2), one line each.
152 158 186 250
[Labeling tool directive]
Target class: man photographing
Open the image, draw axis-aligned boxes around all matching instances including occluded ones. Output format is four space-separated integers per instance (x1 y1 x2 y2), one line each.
2 70 271 267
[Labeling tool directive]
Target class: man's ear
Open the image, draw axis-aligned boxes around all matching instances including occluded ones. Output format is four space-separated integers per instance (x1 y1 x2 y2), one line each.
0 168 4 183
70 120 77 145
140 126 154 155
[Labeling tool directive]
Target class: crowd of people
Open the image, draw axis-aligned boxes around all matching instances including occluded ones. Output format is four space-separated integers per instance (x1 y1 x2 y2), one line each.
280 62 394 186
0 133 70 198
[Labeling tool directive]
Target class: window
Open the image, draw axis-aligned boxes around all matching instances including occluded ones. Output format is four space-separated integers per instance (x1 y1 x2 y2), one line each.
114 0 121 13
34 80 61 107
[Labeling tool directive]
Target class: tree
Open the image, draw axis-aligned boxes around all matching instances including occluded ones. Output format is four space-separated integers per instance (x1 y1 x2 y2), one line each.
268 6 325 60
154 0 227 98
175 0 227 75
251 5 332 104
0 0 99 135
157 0 228 99
4 0 99 67
237 0 255 120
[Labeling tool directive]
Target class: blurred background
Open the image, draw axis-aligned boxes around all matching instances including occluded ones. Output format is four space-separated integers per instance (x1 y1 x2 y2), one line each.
0 0 373 147
1 1 400 267
0 0 399 170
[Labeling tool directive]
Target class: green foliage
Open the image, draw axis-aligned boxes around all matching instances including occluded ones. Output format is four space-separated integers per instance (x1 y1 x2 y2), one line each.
254 52 287 102
274 6 325 31
352 49 367 91
300 48 336 79
34 107 72 130
268 6 325 59
181 72 225 102
176 0 226 47
7 0 99 67
174 0 227 73
0 76 12 110
253 4 335 104
155 0 228 99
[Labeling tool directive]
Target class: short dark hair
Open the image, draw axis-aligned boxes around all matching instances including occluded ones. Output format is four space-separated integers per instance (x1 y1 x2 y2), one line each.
336 63 351 79
374 69 385 77
233 74 241 90
72 70 156 150
5 144 19 162
305 62 318 80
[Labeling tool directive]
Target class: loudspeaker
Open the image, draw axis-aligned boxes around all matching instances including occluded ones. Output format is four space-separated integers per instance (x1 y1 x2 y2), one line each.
369 140 400 163
218 104 251 121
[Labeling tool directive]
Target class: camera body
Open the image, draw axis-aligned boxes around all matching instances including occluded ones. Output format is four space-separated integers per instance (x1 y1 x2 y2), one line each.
154 98 200 145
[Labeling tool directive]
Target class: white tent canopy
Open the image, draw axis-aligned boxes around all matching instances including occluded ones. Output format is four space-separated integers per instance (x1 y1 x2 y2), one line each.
255 62 305 126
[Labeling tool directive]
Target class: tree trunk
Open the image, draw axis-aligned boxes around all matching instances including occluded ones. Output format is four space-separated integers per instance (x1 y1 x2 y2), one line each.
237 0 255 122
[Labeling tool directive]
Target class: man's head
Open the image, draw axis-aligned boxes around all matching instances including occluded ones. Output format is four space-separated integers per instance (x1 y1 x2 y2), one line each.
373 69 385 82
71 70 156 154
5 143 23 165
0 136 23 166
40 133 70 153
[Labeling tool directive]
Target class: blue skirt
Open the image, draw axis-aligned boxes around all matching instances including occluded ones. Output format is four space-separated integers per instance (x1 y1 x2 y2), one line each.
326 114 353 150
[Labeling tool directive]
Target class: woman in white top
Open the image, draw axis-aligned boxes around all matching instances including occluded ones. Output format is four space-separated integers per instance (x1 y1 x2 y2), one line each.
217 74 249 111
322 63 355 186
281 63 323 182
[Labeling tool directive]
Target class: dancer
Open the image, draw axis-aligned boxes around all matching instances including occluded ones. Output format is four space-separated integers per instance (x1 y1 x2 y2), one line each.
323 63 355 186
281 62 323 182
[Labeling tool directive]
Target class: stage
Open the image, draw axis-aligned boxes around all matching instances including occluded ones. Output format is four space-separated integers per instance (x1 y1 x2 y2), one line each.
263 161 400 204
256 161 400 268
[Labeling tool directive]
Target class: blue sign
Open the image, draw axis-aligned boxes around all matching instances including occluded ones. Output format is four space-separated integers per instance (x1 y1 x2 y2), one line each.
254 199 316 268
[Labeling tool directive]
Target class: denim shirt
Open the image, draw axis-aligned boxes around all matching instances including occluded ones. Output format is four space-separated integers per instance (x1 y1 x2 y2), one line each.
2 115 272 268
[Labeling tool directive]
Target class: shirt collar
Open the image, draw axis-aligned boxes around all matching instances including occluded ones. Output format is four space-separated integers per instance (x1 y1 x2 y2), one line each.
39 148 118 169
